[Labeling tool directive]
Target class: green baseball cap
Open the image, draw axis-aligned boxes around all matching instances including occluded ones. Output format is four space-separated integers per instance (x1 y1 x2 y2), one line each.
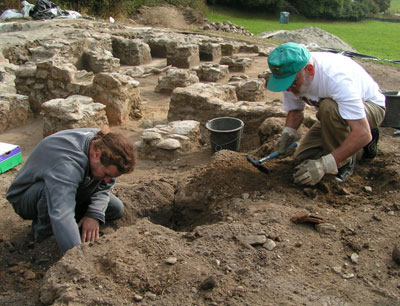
267 42 311 92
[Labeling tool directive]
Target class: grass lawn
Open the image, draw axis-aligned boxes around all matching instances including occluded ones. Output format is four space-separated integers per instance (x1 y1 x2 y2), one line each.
389 0 400 13
205 6 400 61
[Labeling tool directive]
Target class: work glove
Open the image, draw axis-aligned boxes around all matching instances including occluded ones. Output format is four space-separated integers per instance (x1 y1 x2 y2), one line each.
277 127 300 156
293 154 338 186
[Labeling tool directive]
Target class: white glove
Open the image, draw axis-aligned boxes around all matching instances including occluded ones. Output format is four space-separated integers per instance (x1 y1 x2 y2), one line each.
293 154 338 186
277 127 300 155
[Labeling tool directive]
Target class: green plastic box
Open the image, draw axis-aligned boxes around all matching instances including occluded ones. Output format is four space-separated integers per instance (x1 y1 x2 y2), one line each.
0 142 23 174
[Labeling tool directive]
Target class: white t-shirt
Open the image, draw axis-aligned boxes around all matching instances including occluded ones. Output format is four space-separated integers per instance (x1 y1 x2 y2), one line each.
282 52 386 120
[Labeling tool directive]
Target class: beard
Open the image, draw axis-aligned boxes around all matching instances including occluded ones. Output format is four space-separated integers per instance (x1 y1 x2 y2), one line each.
294 70 312 96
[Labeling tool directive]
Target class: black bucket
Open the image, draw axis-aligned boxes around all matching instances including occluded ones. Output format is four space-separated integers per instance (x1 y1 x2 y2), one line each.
381 91 400 128
205 117 244 153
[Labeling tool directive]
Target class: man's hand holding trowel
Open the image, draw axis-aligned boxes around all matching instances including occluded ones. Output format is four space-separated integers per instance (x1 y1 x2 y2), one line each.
247 140 298 174
277 127 301 157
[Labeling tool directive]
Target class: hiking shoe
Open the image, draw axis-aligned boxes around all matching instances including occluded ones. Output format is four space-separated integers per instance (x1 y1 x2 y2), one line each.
335 157 355 183
363 128 379 159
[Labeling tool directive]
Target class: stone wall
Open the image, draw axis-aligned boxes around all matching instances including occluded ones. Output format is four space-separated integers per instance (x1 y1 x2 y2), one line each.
168 83 286 136
0 93 33 133
14 60 142 125
14 60 93 113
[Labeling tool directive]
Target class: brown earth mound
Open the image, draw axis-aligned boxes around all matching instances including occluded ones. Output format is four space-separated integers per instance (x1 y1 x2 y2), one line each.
130 4 206 30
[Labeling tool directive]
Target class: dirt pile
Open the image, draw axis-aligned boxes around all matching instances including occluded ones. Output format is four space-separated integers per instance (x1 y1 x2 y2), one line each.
130 4 206 30
257 26 357 52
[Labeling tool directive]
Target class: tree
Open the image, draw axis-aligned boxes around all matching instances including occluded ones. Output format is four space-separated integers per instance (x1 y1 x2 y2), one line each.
374 0 390 12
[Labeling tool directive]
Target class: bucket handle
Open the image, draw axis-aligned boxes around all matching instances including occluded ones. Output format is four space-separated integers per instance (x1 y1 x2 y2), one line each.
210 136 241 152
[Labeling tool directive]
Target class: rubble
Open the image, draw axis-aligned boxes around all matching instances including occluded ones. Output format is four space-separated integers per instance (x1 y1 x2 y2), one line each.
136 120 201 159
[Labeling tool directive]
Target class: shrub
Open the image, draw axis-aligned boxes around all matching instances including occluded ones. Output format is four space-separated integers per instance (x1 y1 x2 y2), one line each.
56 0 207 19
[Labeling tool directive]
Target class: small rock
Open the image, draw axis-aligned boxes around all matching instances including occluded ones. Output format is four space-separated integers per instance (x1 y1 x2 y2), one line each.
141 120 153 129
372 214 382 221
141 131 162 141
388 211 395 216
241 193 250 200
200 276 216 291
156 138 181 150
337 187 351 195
165 257 177 265
342 273 355 279
3 241 15 252
213 259 221 266
315 223 337 235
303 188 317 198
144 292 157 300
263 239 276 251
392 246 400 264
8 266 20 273
363 186 373 193
234 285 245 295
35 257 50 265
133 295 143 302
350 253 359 264
332 266 342 274
240 235 267 246
23 270 36 280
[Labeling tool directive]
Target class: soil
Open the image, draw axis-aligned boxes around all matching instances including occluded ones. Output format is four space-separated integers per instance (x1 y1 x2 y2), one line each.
1 5 400 306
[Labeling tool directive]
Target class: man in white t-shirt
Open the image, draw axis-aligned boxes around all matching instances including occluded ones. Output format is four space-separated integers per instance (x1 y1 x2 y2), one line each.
267 42 386 185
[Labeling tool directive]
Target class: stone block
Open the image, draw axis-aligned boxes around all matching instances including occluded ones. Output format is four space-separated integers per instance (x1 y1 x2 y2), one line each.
192 63 229 82
0 93 33 132
239 44 259 53
41 95 109 137
231 78 266 102
167 44 200 69
220 43 241 56
220 56 253 72
155 68 199 94
92 73 142 125
199 43 222 61
82 50 120 74
146 37 176 58
112 37 152 66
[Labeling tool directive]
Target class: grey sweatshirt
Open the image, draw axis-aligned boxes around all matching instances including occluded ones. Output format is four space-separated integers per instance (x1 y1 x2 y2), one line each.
6 128 115 252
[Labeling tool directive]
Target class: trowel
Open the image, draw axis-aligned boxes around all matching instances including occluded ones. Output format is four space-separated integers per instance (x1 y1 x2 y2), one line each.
246 142 297 174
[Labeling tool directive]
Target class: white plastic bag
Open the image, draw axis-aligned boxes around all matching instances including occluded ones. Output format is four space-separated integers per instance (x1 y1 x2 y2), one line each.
22 1 35 17
58 10 82 19
0 9 24 20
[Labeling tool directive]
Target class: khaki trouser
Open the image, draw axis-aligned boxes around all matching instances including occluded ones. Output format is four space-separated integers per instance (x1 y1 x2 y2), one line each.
294 98 385 167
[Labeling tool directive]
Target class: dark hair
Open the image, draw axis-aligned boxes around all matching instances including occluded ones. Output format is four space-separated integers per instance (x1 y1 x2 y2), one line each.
92 131 136 174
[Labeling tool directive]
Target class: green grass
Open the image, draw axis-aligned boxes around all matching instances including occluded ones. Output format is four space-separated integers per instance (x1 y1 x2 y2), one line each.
389 0 400 13
206 7 400 62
